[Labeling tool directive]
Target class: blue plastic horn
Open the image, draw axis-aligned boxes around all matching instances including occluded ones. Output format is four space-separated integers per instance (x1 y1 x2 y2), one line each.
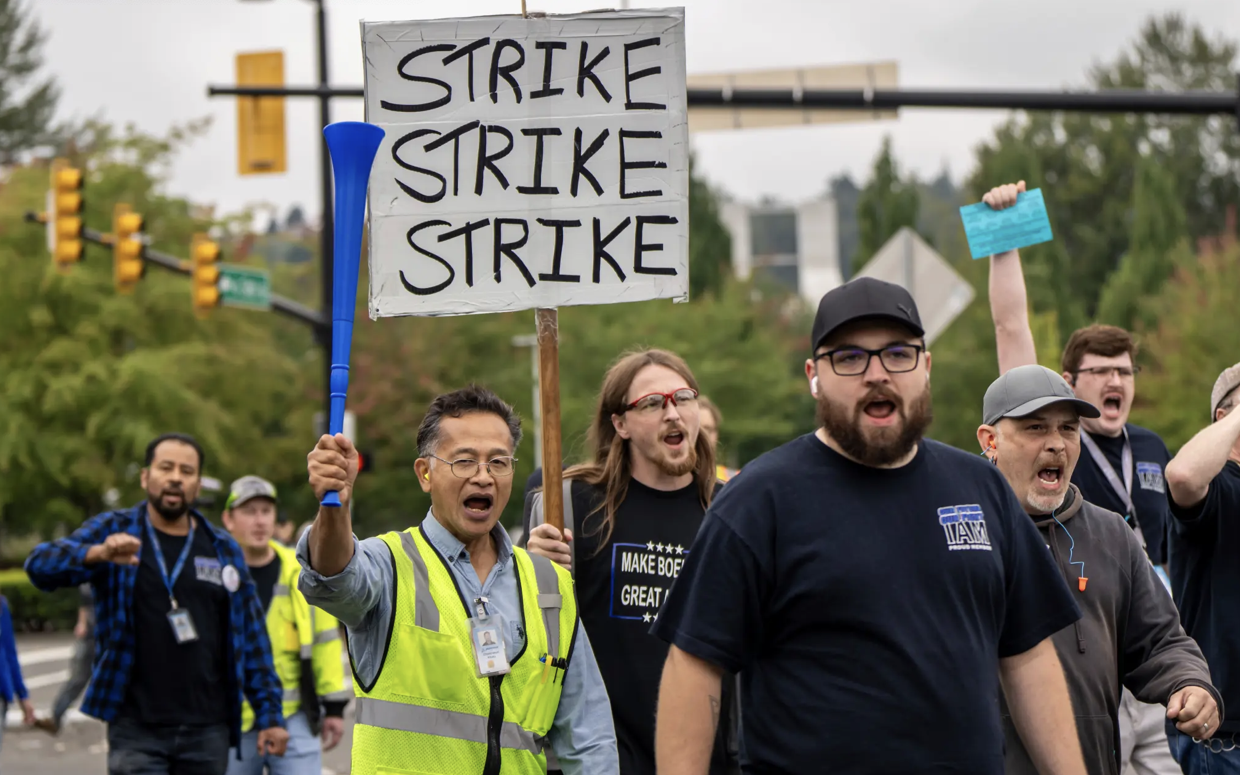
321 121 385 507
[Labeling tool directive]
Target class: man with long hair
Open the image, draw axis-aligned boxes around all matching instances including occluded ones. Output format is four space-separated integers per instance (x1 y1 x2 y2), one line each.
523 349 738 775
652 278 1088 775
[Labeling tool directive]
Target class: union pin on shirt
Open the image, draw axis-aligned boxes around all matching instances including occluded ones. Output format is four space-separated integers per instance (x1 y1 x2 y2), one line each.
194 556 223 586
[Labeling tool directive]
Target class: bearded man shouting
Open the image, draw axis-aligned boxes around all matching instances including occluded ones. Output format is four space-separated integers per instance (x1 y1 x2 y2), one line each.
651 277 1091 775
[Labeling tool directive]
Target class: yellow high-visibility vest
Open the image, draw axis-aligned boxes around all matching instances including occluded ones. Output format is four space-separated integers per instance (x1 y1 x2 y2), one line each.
350 526 576 775
716 464 740 483
241 541 351 732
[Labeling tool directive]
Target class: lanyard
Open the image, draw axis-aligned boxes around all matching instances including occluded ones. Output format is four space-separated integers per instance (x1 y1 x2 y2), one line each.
144 514 197 609
1080 429 1145 547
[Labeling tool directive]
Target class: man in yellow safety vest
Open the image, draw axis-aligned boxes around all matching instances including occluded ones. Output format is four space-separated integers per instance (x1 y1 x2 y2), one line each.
222 475 352 775
297 385 619 775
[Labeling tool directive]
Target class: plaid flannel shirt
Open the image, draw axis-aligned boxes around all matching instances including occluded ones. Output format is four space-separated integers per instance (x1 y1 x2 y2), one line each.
24 502 284 753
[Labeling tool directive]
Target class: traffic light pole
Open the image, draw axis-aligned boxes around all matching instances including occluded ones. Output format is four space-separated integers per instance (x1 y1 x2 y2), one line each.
24 211 326 329
207 81 1240 122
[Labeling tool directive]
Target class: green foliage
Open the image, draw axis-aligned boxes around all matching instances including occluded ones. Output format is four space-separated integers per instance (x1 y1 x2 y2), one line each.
0 0 60 163
1 573 78 632
968 13 1240 329
687 154 732 299
1096 156 1189 330
1130 242 1240 451
856 136 920 263
0 121 316 538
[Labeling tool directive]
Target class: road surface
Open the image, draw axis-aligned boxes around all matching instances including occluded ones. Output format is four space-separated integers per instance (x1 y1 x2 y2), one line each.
2 633 354 774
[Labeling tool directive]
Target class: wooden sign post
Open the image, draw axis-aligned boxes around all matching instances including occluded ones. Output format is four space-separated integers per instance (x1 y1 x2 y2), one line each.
360 9 690 532
536 308 564 528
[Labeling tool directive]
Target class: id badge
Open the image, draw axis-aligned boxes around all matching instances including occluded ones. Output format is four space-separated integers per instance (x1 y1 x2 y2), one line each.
469 614 510 678
168 607 199 644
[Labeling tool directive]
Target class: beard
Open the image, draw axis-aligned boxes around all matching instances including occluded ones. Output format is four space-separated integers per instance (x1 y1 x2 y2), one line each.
656 447 697 477
149 487 189 520
816 384 934 466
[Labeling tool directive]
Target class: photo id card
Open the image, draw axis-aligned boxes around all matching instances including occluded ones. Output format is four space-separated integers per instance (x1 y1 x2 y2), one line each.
168 607 199 644
470 614 510 677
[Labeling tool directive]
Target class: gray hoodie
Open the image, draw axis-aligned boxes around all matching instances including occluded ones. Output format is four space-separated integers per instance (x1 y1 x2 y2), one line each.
1001 484 1222 775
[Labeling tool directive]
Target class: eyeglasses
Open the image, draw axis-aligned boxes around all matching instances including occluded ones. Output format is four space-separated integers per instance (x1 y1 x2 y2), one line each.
429 455 518 479
624 387 699 414
816 344 924 376
1074 366 1140 379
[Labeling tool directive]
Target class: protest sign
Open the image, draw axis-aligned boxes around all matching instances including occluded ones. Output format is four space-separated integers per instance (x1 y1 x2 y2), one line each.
959 188 1054 259
361 9 690 319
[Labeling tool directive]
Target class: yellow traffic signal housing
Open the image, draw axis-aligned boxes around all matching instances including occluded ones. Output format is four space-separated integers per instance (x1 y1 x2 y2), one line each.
191 233 222 316
49 158 84 270
112 203 145 293
236 51 287 176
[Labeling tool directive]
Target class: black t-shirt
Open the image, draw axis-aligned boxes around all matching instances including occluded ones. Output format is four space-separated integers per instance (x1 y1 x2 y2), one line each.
1168 460 1240 733
250 554 282 613
122 517 231 726
650 434 1082 775
524 469 734 775
1075 424 1172 565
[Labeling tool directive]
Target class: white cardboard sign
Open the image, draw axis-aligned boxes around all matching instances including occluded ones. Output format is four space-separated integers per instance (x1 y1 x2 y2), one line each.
361 9 689 319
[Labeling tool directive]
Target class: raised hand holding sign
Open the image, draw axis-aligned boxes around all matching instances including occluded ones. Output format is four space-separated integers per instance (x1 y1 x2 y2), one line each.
320 121 385 507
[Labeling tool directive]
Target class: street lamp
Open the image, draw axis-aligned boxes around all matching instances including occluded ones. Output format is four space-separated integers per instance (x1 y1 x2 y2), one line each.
512 333 542 466
239 0 335 434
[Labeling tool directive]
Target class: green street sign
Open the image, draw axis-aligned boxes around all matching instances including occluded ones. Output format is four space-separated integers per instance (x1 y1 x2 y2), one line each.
218 264 271 311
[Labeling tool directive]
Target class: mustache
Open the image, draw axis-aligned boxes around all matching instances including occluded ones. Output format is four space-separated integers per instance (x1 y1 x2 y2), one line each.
659 423 689 440
1035 455 1068 469
855 386 903 411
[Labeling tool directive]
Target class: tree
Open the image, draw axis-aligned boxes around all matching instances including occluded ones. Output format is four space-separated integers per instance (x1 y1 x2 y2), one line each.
285 205 305 231
856 136 919 265
0 0 58 163
687 154 732 299
968 13 1240 328
0 121 315 539
1096 155 1189 330
1130 239 1240 451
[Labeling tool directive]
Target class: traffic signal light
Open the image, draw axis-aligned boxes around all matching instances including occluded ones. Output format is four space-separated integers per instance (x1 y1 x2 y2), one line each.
48 158 84 270
112 203 145 293
191 232 221 317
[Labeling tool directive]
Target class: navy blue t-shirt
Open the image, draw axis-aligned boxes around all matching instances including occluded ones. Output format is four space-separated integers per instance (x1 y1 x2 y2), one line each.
1074 424 1171 565
1167 460 1240 734
650 434 1082 775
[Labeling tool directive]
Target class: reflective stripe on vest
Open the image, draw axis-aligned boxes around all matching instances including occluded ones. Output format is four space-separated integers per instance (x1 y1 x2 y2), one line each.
350 526 576 775
355 696 546 755
398 531 439 631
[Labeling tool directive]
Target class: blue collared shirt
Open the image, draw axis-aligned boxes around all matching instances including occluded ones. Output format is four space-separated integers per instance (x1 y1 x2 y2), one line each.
296 511 619 775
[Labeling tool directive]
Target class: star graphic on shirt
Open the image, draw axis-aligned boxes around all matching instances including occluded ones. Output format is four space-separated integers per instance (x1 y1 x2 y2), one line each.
675 545 684 555
642 612 652 623
647 541 655 551
656 542 665 553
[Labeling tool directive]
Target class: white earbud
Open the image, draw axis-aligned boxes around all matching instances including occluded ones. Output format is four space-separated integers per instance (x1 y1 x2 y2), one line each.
811 375 819 397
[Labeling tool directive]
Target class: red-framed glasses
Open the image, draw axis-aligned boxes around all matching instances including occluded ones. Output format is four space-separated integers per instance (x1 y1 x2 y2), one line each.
624 387 699 414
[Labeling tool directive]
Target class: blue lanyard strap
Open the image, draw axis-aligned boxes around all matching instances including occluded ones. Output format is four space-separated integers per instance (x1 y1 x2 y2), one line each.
144 514 197 608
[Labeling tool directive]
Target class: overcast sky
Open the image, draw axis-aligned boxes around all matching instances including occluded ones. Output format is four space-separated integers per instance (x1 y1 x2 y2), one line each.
31 0 1240 228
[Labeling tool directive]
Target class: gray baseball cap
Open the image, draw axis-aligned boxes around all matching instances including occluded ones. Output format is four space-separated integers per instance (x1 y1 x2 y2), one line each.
1210 362 1240 420
982 365 1101 426
225 475 278 509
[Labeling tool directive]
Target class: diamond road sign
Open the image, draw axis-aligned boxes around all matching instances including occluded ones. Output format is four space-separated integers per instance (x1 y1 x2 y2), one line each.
218 264 271 311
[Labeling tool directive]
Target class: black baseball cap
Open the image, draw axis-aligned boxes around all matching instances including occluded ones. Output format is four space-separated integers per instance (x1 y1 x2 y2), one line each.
811 277 925 353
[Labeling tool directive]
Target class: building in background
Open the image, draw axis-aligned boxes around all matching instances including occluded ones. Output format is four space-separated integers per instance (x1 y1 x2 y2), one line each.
721 196 844 307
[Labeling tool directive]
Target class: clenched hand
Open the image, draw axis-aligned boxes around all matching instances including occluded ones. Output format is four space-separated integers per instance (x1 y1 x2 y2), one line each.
86 533 142 566
1168 686 1220 740
526 523 573 571
307 433 359 508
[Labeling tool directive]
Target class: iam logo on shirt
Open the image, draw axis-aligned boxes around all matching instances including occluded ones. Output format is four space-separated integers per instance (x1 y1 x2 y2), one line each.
1137 462 1166 493
937 505 993 552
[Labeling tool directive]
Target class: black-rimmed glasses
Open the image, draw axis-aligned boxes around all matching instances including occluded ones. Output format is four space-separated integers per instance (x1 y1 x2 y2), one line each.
815 344 924 376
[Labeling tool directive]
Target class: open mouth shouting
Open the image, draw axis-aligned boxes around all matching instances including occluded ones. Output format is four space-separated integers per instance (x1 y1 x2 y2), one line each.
1101 391 1125 419
661 428 687 452
859 394 902 426
1036 466 1064 491
462 492 495 522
